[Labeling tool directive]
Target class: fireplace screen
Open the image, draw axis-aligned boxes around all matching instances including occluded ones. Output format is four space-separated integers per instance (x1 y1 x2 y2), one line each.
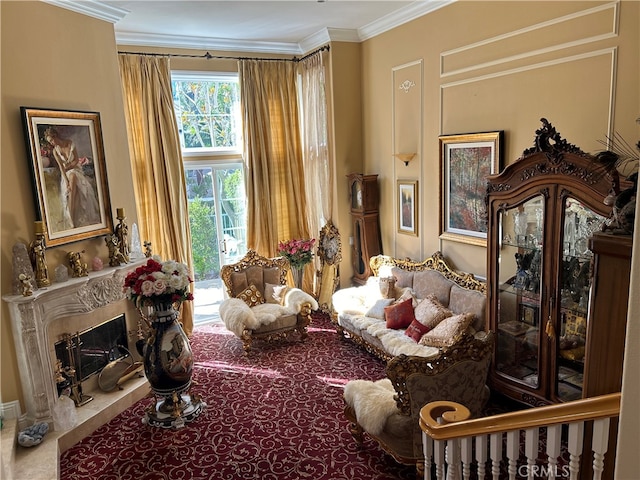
54 314 129 381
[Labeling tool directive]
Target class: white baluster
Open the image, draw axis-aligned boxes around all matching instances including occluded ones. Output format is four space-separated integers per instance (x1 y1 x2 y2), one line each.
567 421 585 480
476 434 488 480
424 431 434 480
591 417 610 480
490 432 502 480
434 438 446 480
506 430 519 480
524 427 539 480
460 436 473 480
446 438 461 480
546 424 562 480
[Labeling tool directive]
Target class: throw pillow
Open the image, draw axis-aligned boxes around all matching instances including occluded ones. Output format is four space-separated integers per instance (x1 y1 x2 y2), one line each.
419 313 474 348
395 287 418 307
365 298 395 319
384 298 415 329
404 319 431 342
237 283 265 307
264 283 289 305
414 294 452 329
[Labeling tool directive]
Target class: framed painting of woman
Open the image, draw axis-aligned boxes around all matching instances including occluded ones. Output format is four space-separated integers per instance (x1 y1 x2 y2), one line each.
21 107 113 246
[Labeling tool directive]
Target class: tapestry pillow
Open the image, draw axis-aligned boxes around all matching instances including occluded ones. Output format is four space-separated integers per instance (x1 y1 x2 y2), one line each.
366 298 395 319
237 283 265 307
404 319 431 342
264 283 289 305
384 298 415 329
419 313 474 348
414 295 452 329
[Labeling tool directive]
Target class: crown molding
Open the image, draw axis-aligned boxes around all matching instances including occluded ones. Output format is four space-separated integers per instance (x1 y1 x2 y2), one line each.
47 0 456 55
115 31 304 55
42 0 128 24
358 0 455 41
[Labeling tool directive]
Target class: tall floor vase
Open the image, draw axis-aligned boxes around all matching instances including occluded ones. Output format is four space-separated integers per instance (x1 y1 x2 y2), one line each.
140 301 205 428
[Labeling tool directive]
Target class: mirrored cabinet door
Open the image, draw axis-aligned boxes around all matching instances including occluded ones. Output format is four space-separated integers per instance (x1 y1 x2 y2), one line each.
495 196 544 389
555 197 606 402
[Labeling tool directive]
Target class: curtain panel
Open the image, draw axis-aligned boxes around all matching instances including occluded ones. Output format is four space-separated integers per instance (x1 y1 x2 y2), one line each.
238 59 311 259
118 54 195 336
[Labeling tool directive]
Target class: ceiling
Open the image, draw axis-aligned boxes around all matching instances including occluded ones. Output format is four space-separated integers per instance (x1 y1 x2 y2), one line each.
48 0 452 54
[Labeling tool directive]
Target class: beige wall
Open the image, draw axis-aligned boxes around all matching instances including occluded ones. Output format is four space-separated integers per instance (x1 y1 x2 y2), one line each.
361 0 639 276
1 1 137 407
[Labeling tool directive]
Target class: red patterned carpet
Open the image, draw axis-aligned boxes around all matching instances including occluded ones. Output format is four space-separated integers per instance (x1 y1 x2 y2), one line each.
59 313 416 479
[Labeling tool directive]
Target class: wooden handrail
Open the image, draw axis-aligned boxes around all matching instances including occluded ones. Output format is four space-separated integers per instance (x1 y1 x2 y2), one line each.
420 393 621 441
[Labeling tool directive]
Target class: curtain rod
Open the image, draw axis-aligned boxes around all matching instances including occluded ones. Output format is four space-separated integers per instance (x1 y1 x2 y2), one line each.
117 45 329 63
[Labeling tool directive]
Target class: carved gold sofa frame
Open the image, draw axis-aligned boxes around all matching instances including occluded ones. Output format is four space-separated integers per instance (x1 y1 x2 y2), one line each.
332 251 488 362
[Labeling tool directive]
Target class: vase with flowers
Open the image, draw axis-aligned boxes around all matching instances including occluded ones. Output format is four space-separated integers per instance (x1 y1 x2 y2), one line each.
123 256 204 428
277 238 316 289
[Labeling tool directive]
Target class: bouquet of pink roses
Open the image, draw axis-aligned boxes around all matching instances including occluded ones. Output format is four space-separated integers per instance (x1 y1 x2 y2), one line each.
123 256 194 307
277 238 316 269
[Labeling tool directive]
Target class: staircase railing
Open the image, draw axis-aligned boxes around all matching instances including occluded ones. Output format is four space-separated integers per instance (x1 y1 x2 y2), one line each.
419 393 621 480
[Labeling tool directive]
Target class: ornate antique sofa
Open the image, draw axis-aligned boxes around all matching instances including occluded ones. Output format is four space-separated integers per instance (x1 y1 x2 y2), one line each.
333 252 493 475
219 250 318 353
331 252 488 362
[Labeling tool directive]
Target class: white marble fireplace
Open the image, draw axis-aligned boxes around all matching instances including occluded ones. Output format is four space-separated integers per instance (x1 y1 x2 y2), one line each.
2 260 145 425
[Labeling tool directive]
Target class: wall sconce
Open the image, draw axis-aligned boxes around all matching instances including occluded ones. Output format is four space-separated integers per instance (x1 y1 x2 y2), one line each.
394 153 417 166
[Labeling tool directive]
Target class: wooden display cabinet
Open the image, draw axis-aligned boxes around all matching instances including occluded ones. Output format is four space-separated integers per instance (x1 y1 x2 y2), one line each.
485 119 631 407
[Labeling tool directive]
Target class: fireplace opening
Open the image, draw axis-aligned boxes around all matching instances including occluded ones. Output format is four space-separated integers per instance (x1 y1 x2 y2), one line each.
54 313 130 381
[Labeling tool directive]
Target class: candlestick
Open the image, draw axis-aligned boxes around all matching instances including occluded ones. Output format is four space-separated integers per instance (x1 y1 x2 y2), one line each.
116 208 125 219
34 221 45 234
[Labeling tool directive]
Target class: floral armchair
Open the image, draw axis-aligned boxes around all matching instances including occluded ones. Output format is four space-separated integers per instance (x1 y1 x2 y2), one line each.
219 250 318 353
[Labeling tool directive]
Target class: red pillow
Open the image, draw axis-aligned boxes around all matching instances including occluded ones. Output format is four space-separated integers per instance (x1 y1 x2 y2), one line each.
384 298 415 329
405 319 431 342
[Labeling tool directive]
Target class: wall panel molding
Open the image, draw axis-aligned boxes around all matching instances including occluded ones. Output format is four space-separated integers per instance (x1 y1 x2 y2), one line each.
392 60 423 259
439 48 617 141
440 1 619 78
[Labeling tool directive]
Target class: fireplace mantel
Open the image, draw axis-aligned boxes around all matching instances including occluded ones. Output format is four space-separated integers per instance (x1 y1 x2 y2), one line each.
2 259 145 425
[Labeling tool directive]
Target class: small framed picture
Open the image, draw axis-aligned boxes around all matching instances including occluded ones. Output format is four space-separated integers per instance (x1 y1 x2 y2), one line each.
397 180 418 236
520 303 539 326
21 107 113 246
439 131 503 246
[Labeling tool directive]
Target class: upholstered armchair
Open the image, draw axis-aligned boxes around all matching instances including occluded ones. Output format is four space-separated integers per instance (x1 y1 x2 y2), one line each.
219 250 318 353
343 332 494 476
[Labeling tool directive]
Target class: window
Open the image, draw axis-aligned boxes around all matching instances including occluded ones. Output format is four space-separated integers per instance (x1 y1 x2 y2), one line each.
171 72 242 154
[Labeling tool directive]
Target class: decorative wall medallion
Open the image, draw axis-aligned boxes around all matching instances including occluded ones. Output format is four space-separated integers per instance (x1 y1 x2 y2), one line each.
398 79 415 93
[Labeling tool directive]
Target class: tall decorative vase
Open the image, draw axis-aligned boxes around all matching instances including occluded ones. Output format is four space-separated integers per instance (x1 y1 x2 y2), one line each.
140 301 205 428
291 265 304 290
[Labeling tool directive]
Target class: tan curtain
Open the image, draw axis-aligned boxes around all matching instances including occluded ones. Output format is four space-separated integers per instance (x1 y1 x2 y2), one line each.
297 50 335 286
238 59 310 260
118 54 195 336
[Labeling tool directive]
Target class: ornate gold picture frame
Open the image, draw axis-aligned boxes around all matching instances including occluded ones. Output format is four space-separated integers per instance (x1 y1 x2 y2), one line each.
21 107 113 246
398 179 418 236
439 131 503 246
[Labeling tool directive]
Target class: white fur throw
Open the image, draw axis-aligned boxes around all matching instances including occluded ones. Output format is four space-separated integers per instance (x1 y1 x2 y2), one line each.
282 287 319 313
220 288 318 337
343 378 398 435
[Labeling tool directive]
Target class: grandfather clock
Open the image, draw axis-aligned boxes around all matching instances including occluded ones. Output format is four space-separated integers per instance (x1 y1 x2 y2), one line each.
347 173 382 285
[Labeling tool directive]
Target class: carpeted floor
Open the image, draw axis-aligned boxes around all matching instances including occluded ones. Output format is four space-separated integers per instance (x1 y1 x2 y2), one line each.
59 313 417 479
